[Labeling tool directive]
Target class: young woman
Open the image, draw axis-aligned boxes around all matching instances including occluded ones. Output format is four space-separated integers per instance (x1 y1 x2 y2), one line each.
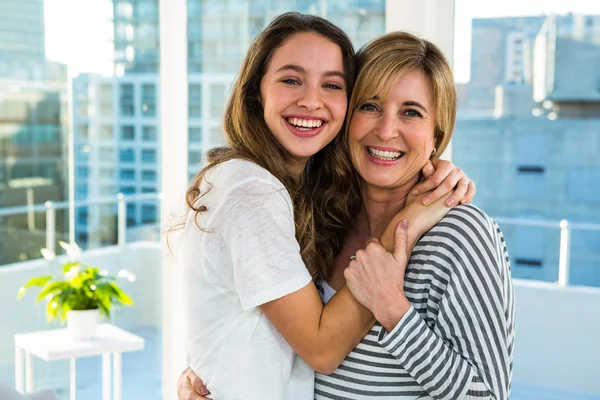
176 14 476 400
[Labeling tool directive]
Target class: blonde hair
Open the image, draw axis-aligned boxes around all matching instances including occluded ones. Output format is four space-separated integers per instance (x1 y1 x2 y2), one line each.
312 31 457 280
177 13 356 279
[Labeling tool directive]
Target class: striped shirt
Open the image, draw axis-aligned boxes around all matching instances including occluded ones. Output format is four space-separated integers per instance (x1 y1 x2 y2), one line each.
315 204 515 400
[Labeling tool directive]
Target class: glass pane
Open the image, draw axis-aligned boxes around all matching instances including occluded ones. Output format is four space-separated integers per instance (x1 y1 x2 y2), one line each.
1 0 163 396
453 0 600 287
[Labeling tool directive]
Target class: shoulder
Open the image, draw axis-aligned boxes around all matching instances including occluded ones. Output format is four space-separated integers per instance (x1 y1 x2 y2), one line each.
203 159 294 223
428 204 496 243
205 159 287 194
421 204 505 273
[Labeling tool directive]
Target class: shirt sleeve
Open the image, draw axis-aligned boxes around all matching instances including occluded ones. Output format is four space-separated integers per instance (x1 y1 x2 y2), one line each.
377 205 515 400
216 177 312 310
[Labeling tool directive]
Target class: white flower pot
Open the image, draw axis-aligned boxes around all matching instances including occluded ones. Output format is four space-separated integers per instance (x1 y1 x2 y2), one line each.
66 309 99 340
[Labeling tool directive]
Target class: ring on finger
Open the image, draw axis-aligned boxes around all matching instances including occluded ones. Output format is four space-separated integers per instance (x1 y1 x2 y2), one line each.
349 255 357 261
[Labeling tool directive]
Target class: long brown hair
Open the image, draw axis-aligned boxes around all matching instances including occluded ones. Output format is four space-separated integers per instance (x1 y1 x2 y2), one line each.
182 12 356 278
311 31 457 280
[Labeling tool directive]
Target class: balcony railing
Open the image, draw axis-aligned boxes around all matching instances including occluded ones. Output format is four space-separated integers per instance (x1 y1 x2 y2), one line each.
0 193 163 264
1 195 600 287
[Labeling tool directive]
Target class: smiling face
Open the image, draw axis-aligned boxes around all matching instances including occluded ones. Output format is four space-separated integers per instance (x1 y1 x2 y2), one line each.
348 68 436 191
259 32 348 170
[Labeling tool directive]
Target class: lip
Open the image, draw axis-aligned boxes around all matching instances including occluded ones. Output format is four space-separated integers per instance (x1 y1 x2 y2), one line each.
283 113 328 122
283 117 328 138
364 146 405 166
367 145 403 152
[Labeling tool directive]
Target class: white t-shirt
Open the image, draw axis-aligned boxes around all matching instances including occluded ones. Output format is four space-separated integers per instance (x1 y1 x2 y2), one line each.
177 159 314 400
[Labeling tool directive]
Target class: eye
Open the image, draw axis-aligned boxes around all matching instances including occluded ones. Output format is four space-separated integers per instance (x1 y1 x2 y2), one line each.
281 78 301 85
324 83 343 90
358 103 378 112
404 109 423 118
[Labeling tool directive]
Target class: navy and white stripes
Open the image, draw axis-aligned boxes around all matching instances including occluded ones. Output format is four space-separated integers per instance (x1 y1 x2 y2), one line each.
315 204 515 399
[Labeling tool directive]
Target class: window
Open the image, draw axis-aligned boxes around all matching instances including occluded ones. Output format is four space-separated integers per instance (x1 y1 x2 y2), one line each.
453 0 600 288
121 125 135 140
99 148 115 162
141 149 156 163
142 204 157 223
78 209 89 225
120 186 136 194
120 148 135 162
141 187 157 193
141 84 156 116
77 167 89 179
120 169 135 180
189 127 202 143
142 170 156 181
76 184 88 199
99 168 114 180
100 125 113 140
189 151 202 164
119 83 135 116
210 84 227 119
78 124 89 140
99 83 113 116
142 126 157 141
189 84 202 117
100 184 116 194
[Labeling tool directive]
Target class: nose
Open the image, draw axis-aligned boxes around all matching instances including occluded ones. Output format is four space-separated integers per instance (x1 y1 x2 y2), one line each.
375 112 399 142
296 84 324 111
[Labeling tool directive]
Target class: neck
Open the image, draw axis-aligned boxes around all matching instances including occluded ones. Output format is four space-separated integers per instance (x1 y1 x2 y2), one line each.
357 175 420 238
288 157 308 181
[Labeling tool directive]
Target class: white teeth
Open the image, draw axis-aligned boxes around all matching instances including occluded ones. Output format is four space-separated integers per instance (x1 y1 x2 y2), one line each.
286 117 323 129
368 147 403 161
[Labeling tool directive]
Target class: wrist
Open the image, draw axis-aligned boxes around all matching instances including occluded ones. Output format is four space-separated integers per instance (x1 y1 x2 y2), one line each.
374 294 411 333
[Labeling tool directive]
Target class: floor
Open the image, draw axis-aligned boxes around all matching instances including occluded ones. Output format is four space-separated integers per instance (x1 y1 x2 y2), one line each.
3 326 599 400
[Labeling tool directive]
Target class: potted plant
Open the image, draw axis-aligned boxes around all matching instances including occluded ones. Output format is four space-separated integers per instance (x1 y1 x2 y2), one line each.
17 241 135 340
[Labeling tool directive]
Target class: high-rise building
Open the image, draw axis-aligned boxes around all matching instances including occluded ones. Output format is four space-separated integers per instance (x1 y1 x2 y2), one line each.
0 0 46 80
454 14 600 287
0 0 70 265
0 80 69 264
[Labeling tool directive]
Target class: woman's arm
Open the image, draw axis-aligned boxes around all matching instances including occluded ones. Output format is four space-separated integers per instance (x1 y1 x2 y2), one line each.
347 205 515 400
220 180 375 374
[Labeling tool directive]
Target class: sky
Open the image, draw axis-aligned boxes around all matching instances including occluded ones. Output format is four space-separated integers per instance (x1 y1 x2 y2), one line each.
44 0 600 82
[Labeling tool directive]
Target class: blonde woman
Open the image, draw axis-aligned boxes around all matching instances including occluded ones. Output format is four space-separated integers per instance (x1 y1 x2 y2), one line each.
179 29 513 400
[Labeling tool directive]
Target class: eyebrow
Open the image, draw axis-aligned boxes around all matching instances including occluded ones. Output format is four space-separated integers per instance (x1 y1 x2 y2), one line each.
367 97 428 113
403 100 428 113
275 64 346 80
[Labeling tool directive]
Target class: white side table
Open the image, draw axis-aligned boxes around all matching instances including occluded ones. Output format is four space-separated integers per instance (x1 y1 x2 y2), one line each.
14 324 144 400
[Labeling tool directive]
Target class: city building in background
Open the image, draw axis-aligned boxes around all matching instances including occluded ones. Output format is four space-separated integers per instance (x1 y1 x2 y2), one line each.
454 13 600 286
0 0 69 265
0 0 46 80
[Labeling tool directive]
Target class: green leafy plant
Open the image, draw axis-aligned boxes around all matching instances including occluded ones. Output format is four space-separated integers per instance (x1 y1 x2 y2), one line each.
17 241 135 323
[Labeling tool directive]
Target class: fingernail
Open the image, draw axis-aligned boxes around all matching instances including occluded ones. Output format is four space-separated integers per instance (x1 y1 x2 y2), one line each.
400 219 408 229
200 386 210 395
447 198 456 207
412 189 419 196
423 197 430 205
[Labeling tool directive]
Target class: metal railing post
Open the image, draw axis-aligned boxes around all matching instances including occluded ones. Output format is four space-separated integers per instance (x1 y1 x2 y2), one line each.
117 194 126 247
558 219 571 287
45 201 56 255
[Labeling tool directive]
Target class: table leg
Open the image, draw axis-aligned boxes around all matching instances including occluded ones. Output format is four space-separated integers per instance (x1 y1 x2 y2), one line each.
15 346 24 392
102 353 111 400
113 352 122 400
25 351 34 392
70 358 76 400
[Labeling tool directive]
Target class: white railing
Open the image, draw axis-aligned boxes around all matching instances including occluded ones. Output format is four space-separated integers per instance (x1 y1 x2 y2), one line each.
0 193 164 256
493 216 600 288
2 197 600 287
